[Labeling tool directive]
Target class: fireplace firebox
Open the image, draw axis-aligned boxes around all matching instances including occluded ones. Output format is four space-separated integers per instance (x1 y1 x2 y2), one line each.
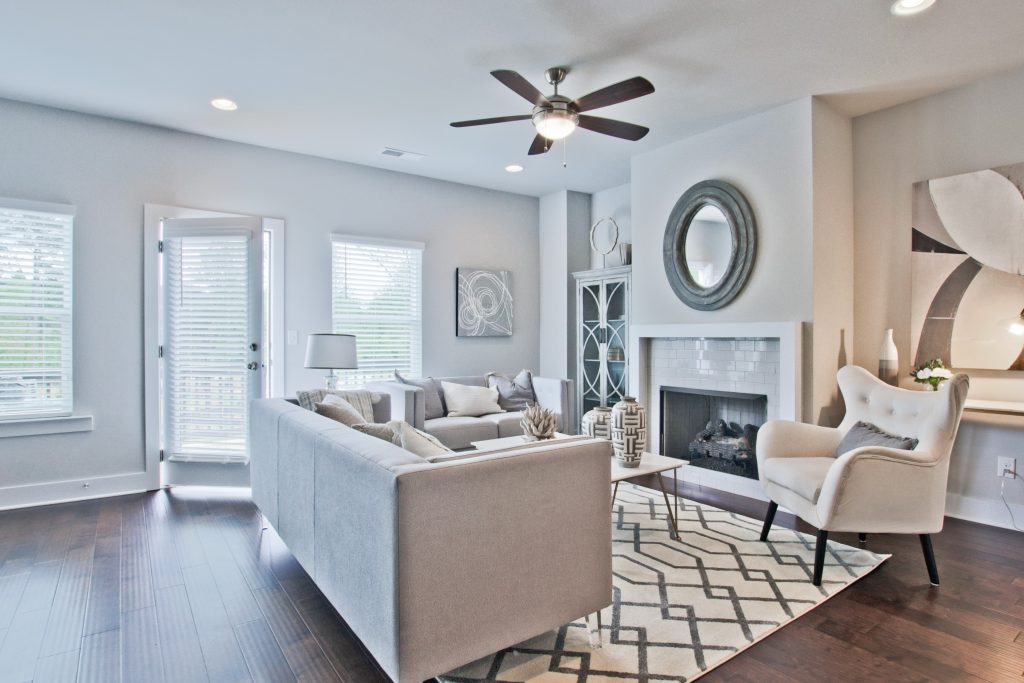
660 386 768 480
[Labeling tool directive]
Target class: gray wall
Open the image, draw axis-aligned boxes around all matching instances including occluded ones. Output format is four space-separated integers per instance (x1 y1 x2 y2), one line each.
852 65 1024 528
0 98 539 503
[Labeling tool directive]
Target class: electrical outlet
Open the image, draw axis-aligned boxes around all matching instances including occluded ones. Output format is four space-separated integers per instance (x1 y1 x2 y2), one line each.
997 456 1016 479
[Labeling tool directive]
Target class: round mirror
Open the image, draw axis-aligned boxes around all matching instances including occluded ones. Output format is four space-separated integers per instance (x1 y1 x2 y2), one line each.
684 203 732 288
663 180 757 310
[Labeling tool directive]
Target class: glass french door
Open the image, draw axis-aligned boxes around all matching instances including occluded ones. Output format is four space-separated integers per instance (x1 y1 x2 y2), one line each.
159 216 263 483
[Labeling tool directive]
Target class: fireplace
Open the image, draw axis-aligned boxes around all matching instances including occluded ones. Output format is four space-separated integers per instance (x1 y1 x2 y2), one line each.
660 386 768 480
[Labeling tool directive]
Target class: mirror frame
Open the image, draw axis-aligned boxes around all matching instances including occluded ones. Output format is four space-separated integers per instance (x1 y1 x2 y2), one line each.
662 179 757 311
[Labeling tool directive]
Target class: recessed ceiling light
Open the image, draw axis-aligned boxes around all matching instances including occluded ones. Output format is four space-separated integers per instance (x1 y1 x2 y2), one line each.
505 164 524 173
210 98 238 111
891 0 936 16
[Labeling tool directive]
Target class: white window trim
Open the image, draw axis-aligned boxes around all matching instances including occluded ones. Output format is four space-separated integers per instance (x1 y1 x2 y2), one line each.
0 196 90 436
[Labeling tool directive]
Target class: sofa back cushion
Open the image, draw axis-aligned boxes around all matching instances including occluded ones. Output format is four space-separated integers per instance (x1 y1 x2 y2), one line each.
395 372 446 420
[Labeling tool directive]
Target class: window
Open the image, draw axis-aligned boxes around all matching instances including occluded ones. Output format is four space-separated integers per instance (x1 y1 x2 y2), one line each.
0 200 74 420
331 235 423 386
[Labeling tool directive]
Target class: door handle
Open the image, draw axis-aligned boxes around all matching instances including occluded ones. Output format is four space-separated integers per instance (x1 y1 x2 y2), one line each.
247 362 259 371
250 342 258 351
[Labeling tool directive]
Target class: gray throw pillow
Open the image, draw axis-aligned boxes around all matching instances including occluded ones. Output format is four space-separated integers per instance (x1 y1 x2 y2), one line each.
835 421 919 457
395 372 445 420
486 369 537 411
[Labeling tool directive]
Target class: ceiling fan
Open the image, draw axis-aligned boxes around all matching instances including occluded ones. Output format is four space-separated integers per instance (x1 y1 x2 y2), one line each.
450 67 654 155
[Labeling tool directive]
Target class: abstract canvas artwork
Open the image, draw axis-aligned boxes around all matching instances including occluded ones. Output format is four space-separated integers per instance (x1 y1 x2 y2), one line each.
911 162 1024 371
456 268 513 337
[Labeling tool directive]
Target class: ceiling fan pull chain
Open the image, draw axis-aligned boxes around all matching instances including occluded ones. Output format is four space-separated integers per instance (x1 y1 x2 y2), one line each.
562 136 568 168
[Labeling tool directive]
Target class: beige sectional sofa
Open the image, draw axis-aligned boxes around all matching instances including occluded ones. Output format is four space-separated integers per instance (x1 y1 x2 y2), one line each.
367 374 574 449
249 397 612 683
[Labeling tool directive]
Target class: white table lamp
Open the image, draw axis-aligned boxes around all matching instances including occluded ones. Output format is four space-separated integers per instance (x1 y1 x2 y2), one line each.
304 334 357 389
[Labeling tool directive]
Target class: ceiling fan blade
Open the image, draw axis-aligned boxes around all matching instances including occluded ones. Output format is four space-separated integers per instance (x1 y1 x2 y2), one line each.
577 115 650 141
527 134 552 156
450 114 532 128
491 70 550 106
573 76 654 113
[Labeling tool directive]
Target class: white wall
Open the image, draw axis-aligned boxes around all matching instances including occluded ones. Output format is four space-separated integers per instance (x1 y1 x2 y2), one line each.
852 65 1024 529
0 98 539 507
590 183 631 269
630 98 815 330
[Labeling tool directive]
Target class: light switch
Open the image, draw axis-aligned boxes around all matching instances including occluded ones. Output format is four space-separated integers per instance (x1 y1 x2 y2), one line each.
287 330 298 346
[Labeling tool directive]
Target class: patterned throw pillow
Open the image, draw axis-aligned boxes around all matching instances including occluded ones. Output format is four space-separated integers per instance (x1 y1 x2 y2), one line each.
313 395 367 427
296 389 376 421
486 369 537 411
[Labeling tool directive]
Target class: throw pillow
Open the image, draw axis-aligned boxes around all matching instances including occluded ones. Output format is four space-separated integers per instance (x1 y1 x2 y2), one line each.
313 395 368 427
387 420 453 460
296 388 377 421
395 372 446 420
835 421 919 457
486 369 537 411
352 422 398 443
441 381 504 417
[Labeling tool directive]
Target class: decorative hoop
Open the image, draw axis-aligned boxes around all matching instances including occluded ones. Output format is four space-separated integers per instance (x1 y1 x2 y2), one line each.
590 216 620 267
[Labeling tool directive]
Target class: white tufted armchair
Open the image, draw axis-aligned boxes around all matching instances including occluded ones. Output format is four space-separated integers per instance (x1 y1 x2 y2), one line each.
757 365 969 586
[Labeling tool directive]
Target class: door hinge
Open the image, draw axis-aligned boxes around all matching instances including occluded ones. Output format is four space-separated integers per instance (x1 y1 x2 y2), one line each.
158 240 164 253
158 345 164 358
159 449 165 462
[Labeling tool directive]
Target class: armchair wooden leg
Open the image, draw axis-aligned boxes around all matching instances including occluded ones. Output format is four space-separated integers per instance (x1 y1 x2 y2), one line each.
759 501 778 542
858 533 867 544
920 534 940 586
812 530 829 586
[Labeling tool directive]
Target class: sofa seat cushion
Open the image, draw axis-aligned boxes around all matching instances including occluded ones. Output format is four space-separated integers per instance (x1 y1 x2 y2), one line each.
477 411 525 438
762 457 835 504
424 416 498 449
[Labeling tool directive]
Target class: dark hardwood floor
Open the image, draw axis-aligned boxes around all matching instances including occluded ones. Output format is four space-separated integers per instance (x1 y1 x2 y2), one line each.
0 484 1021 682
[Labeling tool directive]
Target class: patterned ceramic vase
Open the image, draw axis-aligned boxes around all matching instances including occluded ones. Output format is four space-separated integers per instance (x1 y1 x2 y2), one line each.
610 397 646 468
581 406 612 439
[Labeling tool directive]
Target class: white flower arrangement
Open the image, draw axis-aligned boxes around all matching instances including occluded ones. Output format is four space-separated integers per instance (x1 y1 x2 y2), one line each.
911 359 952 389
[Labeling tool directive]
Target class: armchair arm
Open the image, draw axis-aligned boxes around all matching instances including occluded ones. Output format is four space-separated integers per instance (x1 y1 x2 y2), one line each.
532 376 574 433
816 447 946 533
756 420 842 471
365 381 424 428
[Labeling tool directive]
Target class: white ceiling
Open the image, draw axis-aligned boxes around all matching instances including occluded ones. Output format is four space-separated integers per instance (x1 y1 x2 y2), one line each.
2 1 1024 197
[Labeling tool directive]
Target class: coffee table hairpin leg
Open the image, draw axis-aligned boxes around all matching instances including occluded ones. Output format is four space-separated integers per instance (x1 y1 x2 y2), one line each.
656 471 680 541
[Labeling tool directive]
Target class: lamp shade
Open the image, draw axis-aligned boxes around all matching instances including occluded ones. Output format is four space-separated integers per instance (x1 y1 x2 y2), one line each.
304 334 358 369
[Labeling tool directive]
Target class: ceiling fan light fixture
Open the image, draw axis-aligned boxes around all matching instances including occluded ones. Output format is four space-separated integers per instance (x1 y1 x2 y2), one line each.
533 109 578 140
891 0 936 16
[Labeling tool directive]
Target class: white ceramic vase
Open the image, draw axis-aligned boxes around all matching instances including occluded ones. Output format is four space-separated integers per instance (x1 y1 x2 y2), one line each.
610 397 646 468
878 328 899 386
581 406 612 439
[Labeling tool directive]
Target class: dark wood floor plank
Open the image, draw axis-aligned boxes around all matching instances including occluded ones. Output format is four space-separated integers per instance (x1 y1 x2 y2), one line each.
78 628 121 683
165 493 207 570
145 493 184 589
31 648 80 683
0 571 30 629
121 605 165 683
154 585 209 683
253 584 341 682
182 563 253 683
218 515 276 592
192 514 263 626
0 606 49 683
120 496 155 613
38 546 92 658
300 605 389 683
82 533 121 636
234 618 297 683
16 560 62 615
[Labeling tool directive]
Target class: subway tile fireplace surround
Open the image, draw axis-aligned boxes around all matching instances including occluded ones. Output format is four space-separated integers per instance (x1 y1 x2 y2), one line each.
630 322 802 499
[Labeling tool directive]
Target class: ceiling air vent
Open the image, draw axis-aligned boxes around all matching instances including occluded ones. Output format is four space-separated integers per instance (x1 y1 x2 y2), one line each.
380 147 425 161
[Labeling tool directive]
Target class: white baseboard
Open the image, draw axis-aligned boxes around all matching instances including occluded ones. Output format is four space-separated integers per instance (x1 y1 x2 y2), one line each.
0 471 152 511
945 493 1024 532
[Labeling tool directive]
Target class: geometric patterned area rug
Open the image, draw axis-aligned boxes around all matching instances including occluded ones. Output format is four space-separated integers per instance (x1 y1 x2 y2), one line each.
439 483 888 682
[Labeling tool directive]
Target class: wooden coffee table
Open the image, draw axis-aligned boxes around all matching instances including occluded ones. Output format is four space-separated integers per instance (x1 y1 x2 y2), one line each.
612 453 687 540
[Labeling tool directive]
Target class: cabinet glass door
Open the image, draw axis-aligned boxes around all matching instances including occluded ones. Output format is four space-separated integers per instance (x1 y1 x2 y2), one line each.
580 283 603 416
604 279 627 405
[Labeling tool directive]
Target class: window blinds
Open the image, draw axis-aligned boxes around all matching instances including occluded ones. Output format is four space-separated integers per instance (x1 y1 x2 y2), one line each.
331 237 423 386
0 204 73 419
163 233 252 462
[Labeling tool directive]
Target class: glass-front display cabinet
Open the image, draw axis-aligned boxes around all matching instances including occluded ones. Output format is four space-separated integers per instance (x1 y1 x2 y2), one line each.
573 266 631 429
